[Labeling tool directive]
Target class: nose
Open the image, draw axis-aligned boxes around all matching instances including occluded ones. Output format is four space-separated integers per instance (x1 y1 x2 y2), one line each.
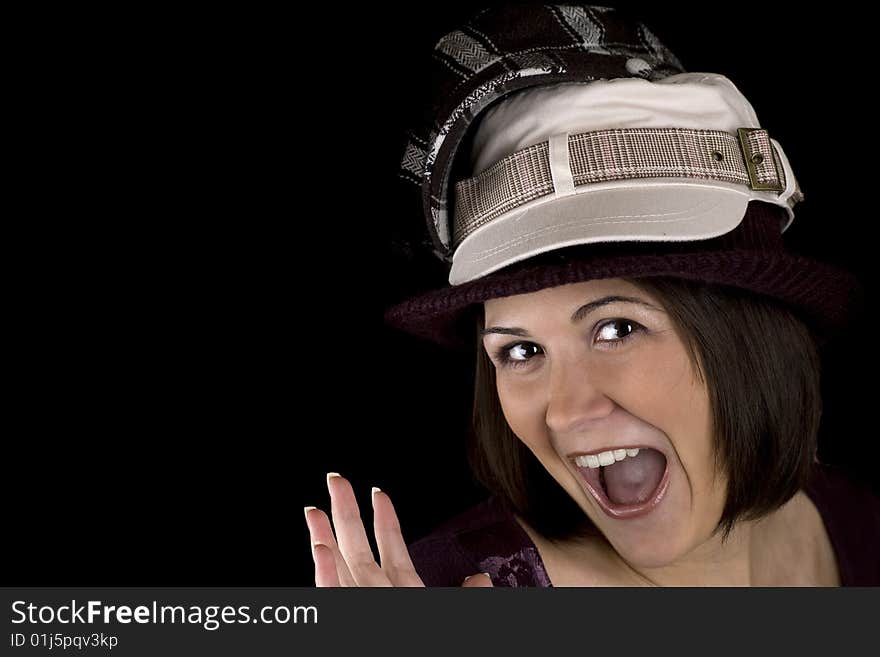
544 357 615 436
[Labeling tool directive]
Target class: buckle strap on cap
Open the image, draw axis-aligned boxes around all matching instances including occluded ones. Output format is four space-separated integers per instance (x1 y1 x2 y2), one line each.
737 127 783 192
453 127 788 250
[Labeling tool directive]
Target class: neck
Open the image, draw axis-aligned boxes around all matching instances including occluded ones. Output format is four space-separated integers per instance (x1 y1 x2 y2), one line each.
609 517 773 587
536 501 795 587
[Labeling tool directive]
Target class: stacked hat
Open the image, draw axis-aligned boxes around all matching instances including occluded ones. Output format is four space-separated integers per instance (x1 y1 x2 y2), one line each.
385 4 864 351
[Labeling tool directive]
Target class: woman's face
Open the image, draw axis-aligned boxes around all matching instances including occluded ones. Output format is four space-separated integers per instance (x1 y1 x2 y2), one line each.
482 278 726 568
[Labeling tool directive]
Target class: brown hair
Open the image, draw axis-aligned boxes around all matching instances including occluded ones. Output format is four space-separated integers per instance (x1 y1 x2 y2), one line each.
467 275 823 545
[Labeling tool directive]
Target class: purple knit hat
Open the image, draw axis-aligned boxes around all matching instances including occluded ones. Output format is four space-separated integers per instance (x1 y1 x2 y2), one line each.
384 5 864 351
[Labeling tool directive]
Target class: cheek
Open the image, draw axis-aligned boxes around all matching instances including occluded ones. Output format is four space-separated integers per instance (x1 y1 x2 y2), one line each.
635 349 710 439
496 377 549 452
636 344 717 492
496 379 573 485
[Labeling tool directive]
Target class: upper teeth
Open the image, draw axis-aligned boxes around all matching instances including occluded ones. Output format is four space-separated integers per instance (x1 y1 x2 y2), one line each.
575 448 641 468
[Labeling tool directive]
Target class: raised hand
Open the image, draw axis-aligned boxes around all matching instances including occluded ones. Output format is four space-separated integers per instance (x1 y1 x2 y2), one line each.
304 473 493 588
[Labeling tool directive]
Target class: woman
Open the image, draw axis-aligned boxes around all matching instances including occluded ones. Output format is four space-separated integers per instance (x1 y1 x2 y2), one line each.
304 4 879 586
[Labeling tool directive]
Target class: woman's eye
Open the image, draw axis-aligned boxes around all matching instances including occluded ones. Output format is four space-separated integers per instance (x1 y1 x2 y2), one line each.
596 319 641 346
494 342 542 368
506 342 541 363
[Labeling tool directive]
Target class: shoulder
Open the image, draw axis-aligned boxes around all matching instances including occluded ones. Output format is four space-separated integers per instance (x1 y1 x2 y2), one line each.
407 495 551 587
803 461 880 585
804 460 880 517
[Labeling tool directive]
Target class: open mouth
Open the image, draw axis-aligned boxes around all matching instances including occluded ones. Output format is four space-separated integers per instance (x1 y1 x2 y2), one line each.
574 447 670 520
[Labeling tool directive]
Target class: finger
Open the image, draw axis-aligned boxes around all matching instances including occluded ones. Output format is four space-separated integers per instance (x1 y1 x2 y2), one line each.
311 542 340 587
371 487 424 587
304 506 357 587
462 573 494 587
327 473 391 587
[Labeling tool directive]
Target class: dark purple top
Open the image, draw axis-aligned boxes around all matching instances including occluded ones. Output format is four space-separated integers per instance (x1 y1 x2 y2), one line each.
407 462 880 586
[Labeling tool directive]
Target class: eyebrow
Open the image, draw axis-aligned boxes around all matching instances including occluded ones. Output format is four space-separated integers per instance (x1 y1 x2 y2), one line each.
480 295 663 338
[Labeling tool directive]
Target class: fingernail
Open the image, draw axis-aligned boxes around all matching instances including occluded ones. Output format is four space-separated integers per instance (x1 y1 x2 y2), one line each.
326 472 341 486
311 540 326 560
304 506 316 522
465 572 491 581
371 486 381 496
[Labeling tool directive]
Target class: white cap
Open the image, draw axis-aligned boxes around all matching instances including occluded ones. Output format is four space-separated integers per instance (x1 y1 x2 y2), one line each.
449 72 802 285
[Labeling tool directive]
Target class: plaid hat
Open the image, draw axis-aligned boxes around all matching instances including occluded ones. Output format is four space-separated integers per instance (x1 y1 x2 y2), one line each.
385 4 864 351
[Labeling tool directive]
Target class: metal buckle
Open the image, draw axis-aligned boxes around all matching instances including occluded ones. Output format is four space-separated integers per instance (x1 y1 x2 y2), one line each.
737 128 784 192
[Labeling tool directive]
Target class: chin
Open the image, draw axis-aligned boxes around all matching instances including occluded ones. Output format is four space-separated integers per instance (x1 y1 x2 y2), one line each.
572 484 701 570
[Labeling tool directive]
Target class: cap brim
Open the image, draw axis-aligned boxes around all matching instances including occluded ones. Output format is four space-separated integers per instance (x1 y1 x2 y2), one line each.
450 181 753 285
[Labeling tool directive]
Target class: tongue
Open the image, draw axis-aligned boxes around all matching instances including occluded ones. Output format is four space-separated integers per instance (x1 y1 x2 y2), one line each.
602 448 666 506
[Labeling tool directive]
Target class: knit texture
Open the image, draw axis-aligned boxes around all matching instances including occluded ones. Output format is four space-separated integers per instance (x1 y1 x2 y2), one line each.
384 202 865 352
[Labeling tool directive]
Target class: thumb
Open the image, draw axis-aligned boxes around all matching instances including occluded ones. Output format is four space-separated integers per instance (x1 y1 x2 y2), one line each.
461 572 494 587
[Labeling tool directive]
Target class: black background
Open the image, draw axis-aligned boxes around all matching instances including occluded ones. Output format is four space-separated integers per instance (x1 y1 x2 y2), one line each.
6 2 876 587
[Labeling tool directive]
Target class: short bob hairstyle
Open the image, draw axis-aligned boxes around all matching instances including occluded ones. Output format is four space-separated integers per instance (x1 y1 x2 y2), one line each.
466 274 823 545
